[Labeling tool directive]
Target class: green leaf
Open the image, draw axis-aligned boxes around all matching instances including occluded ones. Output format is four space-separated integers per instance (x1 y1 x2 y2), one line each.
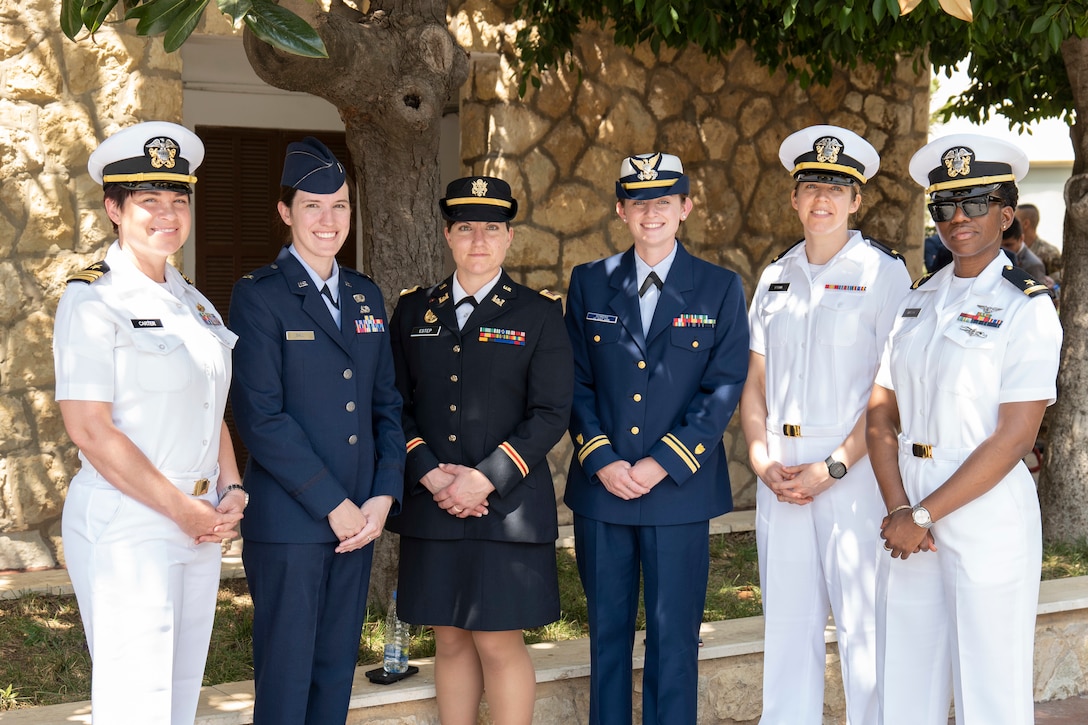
244 0 327 58
164 0 209 50
61 0 85 39
783 5 796 28
82 0 119 34
125 0 190 36
1030 15 1050 35
217 0 251 26
873 0 885 24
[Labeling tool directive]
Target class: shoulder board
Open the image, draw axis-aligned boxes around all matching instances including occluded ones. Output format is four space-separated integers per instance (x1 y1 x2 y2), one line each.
1001 265 1051 297
67 261 110 285
770 239 805 264
866 237 906 262
911 271 936 290
399 285 423 298
240 265 279 282
539 289 562 302
180 272 195 286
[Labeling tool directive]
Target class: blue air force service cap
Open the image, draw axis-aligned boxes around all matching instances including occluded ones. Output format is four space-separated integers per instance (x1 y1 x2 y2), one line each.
909 133 1029 197
439 176 518 223
616 152 690 200
281 137 347 194
88 121 204 193
779 125 879 186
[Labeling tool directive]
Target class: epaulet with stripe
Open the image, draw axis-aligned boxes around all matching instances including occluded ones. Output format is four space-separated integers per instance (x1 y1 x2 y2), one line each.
67 261 110 284
865 237 906 262
342 267 373 282
911 271 936 290
399 285 423 298
1002 265 1050 297
770 239 805 264
180 272 195 286
539 289 562 302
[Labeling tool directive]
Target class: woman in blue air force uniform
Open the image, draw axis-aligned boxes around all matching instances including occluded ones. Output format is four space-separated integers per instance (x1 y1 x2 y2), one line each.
229 138 406 725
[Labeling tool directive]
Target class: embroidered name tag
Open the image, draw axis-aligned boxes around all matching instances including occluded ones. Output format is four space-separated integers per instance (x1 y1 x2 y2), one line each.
902 308 921 318
131 318 163 328
586 312 618 324
479 327 526 345
411 326 442 337
769 283 789 292
286 330 315 341
825 284 866 291
356 316 386 333
673 314 716 327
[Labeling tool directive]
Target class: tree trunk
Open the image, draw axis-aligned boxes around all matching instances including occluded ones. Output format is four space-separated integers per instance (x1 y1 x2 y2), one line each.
243 0 469 607
1039 36 1088 543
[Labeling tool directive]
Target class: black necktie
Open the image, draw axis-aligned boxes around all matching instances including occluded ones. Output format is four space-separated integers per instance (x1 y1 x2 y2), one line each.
456 296 477 309
321 284 339 310
639 271 663 297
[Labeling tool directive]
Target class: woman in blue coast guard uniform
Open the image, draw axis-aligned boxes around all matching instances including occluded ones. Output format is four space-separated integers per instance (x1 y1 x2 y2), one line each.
229 138 406 725
868 134 1062 725
564 152 749 725
54 121 245 724
387 176 573 725
740 125 912 725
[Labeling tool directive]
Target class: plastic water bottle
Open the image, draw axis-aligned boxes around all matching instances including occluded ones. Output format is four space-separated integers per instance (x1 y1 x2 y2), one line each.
383 590 409 674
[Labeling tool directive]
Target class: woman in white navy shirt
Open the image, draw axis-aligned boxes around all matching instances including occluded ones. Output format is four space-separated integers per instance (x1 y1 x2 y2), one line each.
867 134 1062 725
740 125 911 725
54 122 245 724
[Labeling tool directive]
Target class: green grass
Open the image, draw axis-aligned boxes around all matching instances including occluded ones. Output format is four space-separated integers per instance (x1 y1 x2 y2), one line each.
1 531 1084 710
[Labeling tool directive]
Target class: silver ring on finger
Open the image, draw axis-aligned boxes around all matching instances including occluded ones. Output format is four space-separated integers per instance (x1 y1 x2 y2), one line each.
883 543 893 552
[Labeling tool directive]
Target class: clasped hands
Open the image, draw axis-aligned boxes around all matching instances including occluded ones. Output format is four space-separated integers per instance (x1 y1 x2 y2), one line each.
328 495 394 554
185 495 244 545
596 458 667 500
754 457 835 505
879 508 937 559
422 463 493 518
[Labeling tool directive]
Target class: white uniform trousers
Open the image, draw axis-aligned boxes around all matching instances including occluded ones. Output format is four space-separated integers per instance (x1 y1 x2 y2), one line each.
757 429 883 725
62 472 223 725
877 443 1041 725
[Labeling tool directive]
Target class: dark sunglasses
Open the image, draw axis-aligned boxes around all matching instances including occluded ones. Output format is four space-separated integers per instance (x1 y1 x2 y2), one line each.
927 195 1004 223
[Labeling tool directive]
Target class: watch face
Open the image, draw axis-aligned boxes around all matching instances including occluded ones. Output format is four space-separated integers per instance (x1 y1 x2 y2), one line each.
829 461 847 479
912 506 932 528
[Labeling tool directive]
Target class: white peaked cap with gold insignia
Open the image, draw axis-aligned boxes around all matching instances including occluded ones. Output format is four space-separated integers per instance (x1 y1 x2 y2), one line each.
779 124 879 185
910 133 1029 196
88 121 203 193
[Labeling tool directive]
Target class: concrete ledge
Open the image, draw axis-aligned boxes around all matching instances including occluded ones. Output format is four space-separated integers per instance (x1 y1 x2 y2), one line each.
4 576 1087 724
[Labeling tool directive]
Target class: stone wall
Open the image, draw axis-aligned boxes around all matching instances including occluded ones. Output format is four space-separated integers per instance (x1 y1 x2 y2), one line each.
0 0 927 568
448 0 928 519
0 0 183 569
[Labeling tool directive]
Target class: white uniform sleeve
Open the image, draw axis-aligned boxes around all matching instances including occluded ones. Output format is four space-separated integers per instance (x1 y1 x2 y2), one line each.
998 296 1063 406
53 286 118 402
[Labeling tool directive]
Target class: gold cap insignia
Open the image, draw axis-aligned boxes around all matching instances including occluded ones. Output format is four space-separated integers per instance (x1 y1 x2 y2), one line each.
145 137 178 169
814 136 843 164
471 179 488 197
942 147 973 178
630 152 661 181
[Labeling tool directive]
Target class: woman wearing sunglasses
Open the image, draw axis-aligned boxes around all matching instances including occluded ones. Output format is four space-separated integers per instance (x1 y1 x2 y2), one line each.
866 134 1062 725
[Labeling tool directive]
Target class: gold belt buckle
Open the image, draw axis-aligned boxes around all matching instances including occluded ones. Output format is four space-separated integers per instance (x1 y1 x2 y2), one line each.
782 424 801 437
192 478 210 496
912 443 933 459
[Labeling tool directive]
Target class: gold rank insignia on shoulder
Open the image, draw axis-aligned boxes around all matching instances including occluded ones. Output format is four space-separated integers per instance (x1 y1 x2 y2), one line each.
399 286 421 298
424 309 438 323
242 273 254 280
540 289 562 301
67 261 110 284
181 272 195 286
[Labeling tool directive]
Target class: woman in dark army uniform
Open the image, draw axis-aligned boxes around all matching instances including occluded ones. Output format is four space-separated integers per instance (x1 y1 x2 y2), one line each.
388 175 573 725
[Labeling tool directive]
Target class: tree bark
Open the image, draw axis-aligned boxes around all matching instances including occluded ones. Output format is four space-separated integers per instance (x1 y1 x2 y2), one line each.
243 0 469 606
1039 36 1088 543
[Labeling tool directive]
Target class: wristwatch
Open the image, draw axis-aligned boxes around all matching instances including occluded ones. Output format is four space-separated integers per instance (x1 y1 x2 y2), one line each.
222 484 249 509
825 455 847 479
911 504 933 529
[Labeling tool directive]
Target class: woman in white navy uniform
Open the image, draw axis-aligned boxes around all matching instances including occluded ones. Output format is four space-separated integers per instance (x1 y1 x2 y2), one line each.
867 134 1062 725
54 122 246 724
740 125 911 724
